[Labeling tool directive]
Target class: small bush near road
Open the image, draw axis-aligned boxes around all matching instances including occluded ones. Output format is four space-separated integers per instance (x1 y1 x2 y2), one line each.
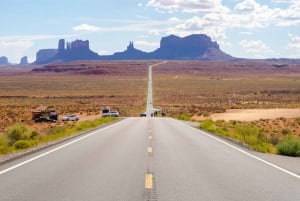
0 117 117 156
6 124 38 146
199 120 275 153
276 137 300 157
13 140 33 150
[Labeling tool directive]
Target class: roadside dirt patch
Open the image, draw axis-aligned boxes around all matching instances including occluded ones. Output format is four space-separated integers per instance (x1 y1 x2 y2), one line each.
206 108 300 121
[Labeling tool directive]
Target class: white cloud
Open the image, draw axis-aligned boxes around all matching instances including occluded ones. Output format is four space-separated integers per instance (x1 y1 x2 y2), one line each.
272 0 295 3
235 0 260 12
0 34 75 63
0 41 34 63
134 40 159 47
73 24 103 32
239 40 276 57
146 0 229 14
0 34 75 41
146 0 300 33
287 33 300 49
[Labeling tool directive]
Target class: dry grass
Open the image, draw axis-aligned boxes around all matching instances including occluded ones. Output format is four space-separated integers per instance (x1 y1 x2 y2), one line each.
153 61 300 116
0 61 151 134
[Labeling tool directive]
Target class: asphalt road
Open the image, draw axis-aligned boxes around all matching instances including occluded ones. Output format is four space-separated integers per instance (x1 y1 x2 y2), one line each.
0 63 299 200
146 61 166 117
0 118 299 201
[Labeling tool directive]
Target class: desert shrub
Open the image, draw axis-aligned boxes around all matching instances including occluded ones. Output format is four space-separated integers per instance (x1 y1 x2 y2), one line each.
281 128 291 135
5 124 39 146
199 120 216 133
175 113 191 121
50 126 66 135
6 124 28 146
0 136 10 155
276 137 300 157
235 124 262 140
13 140 32 150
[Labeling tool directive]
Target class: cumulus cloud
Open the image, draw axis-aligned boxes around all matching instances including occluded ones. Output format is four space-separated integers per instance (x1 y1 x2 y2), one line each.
73 24 103 32
0 40 34 63
235 0 260 12
146 0 300 34
0 34 75 63
146 0 229 14
287 33 300 49
239 40 276 57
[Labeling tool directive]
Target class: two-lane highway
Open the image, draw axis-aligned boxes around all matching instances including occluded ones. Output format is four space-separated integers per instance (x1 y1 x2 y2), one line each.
0 62 299 201
1 117 299 201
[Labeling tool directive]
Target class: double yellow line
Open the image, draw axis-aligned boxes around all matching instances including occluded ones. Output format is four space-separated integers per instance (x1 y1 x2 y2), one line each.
145 173 153 189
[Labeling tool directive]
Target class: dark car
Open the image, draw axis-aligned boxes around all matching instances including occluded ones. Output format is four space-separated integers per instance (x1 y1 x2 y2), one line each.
140 112 147 117
35 117 56 123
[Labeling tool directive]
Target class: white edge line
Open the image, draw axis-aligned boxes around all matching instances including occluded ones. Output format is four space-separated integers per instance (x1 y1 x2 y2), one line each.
0 119 126 176
173 119 300 180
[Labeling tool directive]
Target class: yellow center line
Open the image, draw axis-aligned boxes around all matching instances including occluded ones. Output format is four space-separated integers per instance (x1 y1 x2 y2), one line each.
145 173 153 189
148 147 153 153
149 136 153 140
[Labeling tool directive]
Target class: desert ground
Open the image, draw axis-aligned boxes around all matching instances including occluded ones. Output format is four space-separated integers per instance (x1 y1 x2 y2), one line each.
208 108 300 122
1 60 300 146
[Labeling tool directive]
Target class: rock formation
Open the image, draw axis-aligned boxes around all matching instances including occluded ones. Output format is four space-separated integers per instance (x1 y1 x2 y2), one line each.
20 56 28 65
34 34 234 64
36 49 58 64
149 34 232 60
35 39 99 64
107 41 148 60
0 56 8 65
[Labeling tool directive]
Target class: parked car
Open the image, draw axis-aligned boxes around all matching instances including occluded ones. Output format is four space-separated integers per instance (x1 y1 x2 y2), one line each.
35 117 56 123
62 114 79 121
140 112 147 117
102 108 110 117
102 107 119 117
109 110 119 117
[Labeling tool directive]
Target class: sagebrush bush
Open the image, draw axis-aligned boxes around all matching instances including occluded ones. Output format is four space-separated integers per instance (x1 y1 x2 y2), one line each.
199 120 216 133
13 140 32 150
5 124 39 146
276 137 300 157
6 124 28 146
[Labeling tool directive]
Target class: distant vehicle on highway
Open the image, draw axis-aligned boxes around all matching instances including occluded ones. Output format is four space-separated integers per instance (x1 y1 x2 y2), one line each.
102 107 119 117
62 114 79 121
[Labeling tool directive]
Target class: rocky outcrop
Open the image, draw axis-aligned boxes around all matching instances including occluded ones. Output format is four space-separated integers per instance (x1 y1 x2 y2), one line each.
149 34 232 60
34 34 234 64
106 42 148 60
20 56 28 65
36 49 58 64
0 56 8 65
35 39 99 64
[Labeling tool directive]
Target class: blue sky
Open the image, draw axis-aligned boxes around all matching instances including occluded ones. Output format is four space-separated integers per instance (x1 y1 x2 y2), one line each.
1 0 300 63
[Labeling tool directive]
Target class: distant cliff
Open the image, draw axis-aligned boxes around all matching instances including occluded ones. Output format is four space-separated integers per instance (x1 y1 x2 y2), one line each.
35 39 99 64
0 56 8 65
34 34 233 64
149 34 232 60
36 49 58 64
102 42 149 60
20 56 28 65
